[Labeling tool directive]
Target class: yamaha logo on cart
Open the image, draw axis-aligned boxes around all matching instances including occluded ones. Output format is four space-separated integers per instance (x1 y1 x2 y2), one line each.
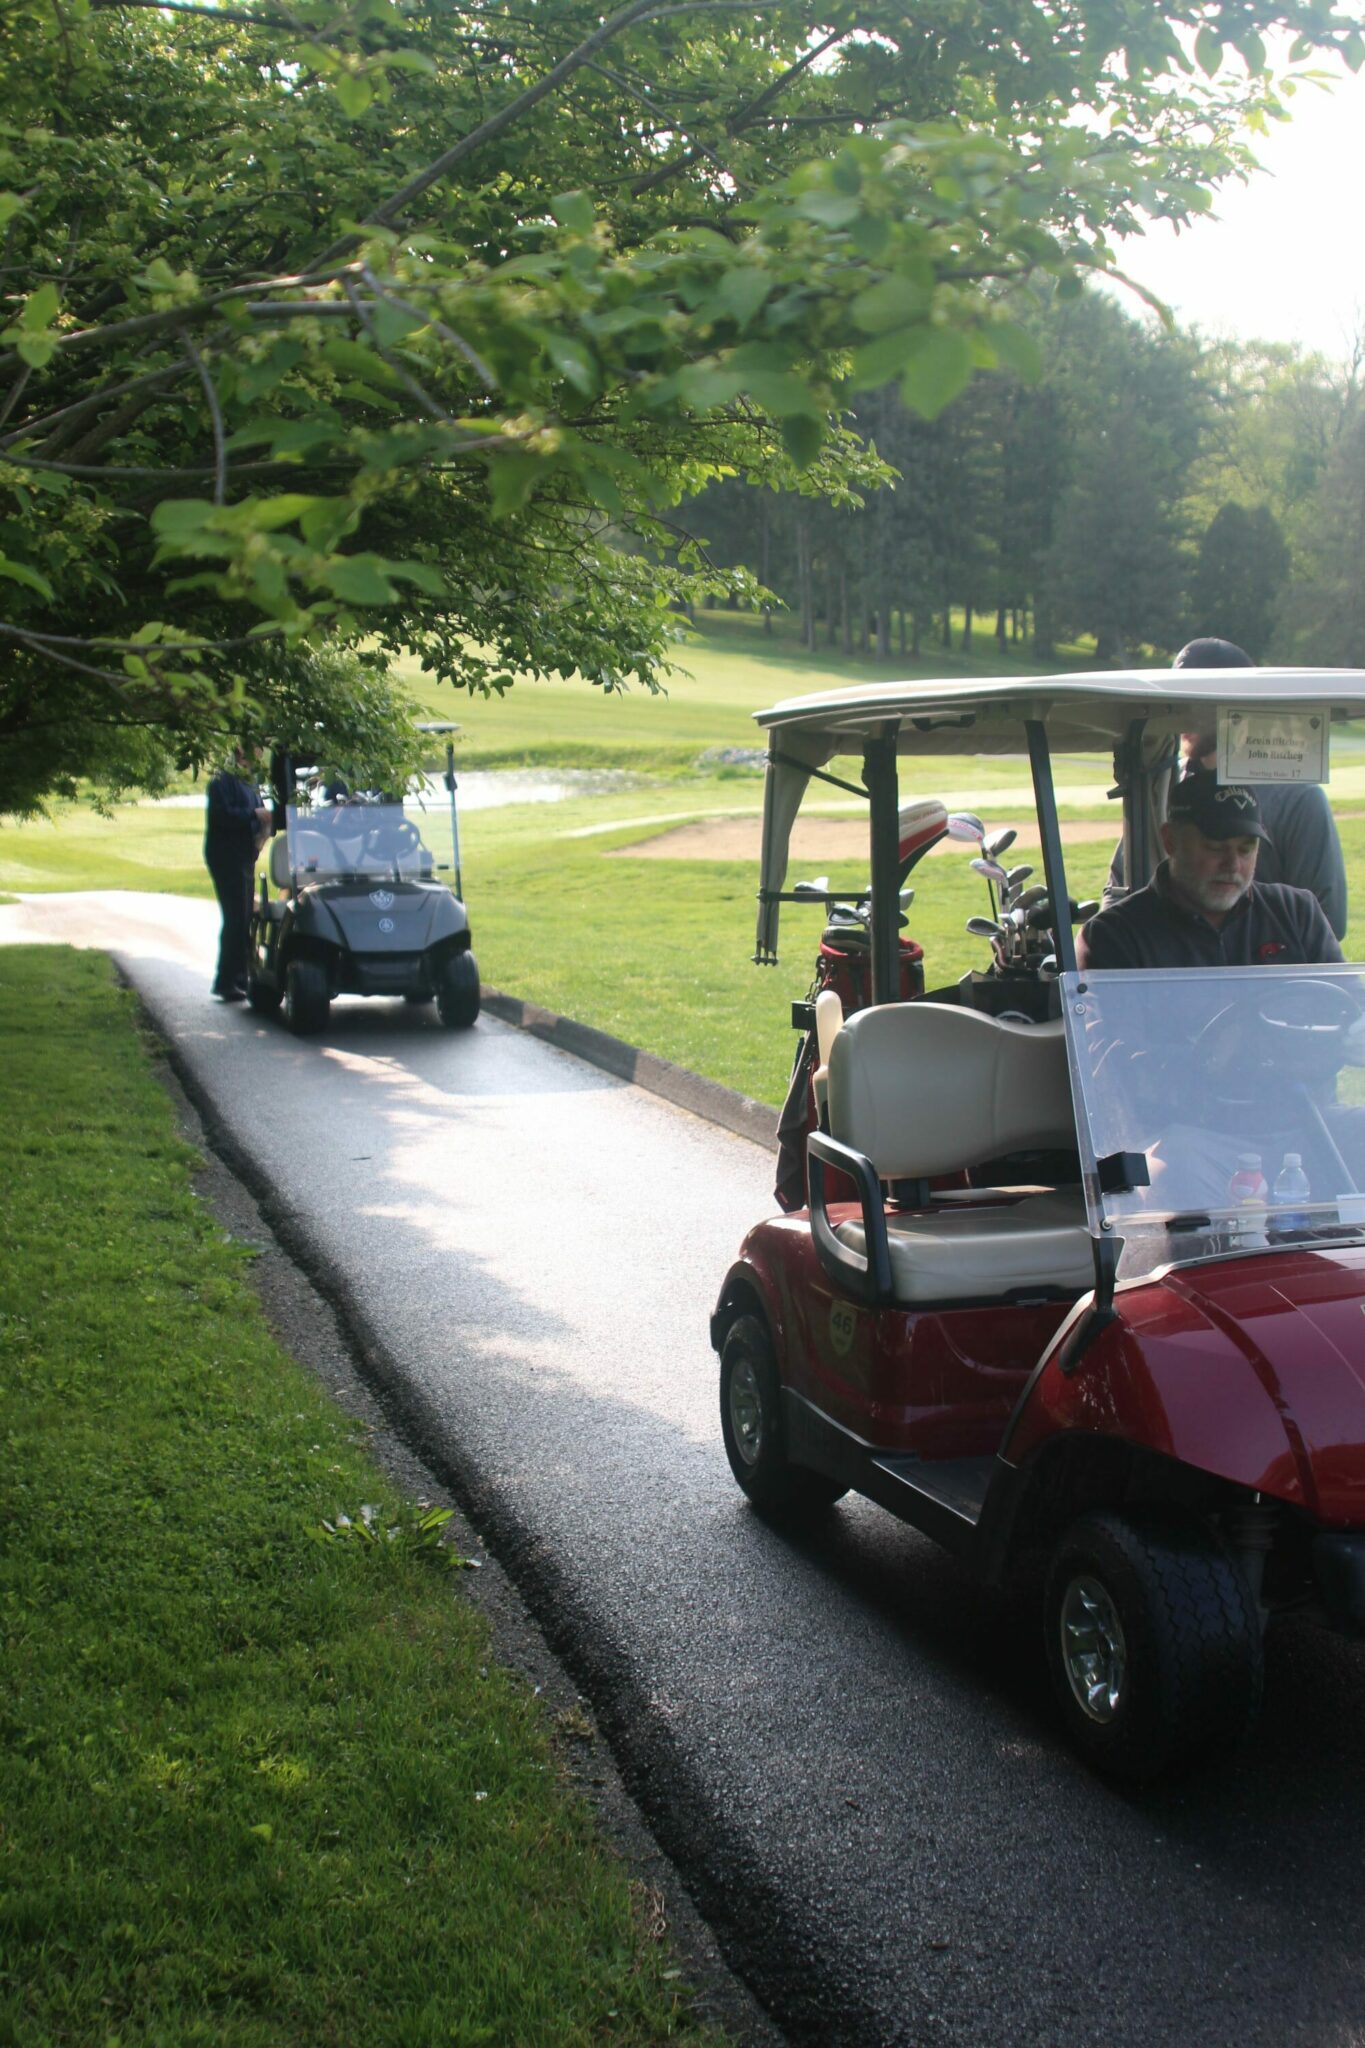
378 917 395 933
369 889 395 909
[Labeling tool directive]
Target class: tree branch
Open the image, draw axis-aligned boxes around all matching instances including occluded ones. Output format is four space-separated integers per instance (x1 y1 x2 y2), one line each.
182 332 227 504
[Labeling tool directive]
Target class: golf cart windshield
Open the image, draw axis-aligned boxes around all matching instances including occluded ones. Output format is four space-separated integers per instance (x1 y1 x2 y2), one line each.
283 794 454 884
1062 965 1365 1284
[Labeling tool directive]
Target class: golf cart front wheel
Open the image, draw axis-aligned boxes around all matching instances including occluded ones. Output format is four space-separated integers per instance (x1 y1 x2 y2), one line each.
719 1313 846 1516
247 974 283 1016
1043 1510 1263 1781
437 950 480 1029
285 958 330 1036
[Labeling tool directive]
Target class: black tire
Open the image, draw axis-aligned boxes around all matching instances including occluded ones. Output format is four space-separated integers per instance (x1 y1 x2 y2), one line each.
1044 1510 1263 1781
247 975 283 1016
437 949 480 1029
284 957 329 1037
719 1313 846 1515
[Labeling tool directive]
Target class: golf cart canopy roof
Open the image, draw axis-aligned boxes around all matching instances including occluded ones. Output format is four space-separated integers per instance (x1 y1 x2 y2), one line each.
752 666 1365 969
754 667 1365 760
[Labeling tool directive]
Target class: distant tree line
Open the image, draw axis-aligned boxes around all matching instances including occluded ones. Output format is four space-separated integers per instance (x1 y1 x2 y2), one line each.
682 288 1365 668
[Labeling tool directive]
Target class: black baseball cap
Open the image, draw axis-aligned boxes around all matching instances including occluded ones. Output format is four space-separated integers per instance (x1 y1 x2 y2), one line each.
1173 637 1254 669
1168 772 1271 843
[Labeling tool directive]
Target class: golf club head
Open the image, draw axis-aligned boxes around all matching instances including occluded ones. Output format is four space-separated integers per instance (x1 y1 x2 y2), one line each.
946 812 985 843
985 827 1017 860
792 878 830 899
1074 899 1100 921
1005 864 1033 891
966 915 1006 940
970 856 1010 887
1015 884 1048 910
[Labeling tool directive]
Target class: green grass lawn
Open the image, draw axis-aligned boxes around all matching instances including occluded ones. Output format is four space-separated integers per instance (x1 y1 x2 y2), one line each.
0 946 725 2048
394 609 1096 773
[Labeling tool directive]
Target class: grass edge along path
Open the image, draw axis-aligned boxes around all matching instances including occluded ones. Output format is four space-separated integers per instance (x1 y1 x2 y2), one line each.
0 945 728 2048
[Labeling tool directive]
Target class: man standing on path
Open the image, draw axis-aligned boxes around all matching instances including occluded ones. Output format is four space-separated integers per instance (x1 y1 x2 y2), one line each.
1101 636 1348 938
205 746 270 1001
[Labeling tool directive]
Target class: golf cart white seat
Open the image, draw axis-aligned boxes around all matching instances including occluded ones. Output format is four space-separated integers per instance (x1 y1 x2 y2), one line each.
823 1002 1092 1303
268 833 291 888
269 829 333 884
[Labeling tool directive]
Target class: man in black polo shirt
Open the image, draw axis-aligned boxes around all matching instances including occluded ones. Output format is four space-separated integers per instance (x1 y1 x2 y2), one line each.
1077 772 1343 972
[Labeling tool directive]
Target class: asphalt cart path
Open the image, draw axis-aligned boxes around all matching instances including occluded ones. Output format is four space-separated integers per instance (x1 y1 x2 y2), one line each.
8 892 1365 2047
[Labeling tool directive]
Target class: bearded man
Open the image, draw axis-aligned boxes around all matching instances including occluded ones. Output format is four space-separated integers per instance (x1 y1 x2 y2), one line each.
1077 772 1343 973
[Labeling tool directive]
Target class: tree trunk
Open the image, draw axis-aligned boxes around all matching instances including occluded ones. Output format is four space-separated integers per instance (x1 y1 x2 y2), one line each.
941 605 952 649
898 607 907 658
797 520 815 650
961 601 973 652
996 601 1008 648
760 501 773 635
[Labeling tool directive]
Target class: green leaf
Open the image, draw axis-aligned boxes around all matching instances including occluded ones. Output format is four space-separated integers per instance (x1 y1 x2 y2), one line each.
986 321 1043 383
488 453 542 518
848 213 890 260
897 328 975 420
849 326 929 391
1194 26 1222 76
544 330 598 397
20 282 60 332
0 553 54 599
550 191 594 235
322 555 396 604
715 269 773 330
390 561 447 596
739 370 820 418
794 191 863 230
335 71 374 118
15 336 56 369
850 275 932 336
780 413 825 468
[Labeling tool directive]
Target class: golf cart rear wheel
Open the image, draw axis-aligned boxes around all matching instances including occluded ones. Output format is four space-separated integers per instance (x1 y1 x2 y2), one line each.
247 974 283 1016
285 958 329 1036
437 950 480 1029
719 1313 846 1516
1044 1510 1263 1781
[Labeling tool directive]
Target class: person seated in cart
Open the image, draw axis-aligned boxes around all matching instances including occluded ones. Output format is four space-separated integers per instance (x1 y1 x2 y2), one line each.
1101 637 1348 938
1078 773 1363 1220
1078 772 1343 974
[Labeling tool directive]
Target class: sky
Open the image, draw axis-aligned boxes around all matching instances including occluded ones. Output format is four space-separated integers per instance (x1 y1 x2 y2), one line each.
1104 55 1365 358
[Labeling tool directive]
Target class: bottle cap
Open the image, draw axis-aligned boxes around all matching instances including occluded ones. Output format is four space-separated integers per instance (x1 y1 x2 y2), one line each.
1237 1153 1261 1170
1283 1153 1302 1168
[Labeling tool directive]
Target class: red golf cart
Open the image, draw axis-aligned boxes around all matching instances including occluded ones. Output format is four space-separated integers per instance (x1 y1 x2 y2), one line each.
712 668 1365 1777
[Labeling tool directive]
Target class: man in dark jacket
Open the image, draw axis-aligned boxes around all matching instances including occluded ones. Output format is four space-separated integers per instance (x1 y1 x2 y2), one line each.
1101 637 1348 938
204 747 270 999
1078 772 1343 973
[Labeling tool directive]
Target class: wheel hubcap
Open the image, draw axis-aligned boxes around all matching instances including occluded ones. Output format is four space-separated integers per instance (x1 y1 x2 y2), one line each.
728 1356 763 1467
1059 1574 1128 1722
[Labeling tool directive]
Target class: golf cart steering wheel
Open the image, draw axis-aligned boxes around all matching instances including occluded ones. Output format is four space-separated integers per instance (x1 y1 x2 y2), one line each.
1194 977 1363 1097
363 820 423 861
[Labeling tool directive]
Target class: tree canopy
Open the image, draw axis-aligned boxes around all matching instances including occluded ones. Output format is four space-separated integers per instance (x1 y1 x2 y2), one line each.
2 0 1361 808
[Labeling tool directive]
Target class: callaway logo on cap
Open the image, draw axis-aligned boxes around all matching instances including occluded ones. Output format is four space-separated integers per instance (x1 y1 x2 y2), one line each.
1168 771 1273 843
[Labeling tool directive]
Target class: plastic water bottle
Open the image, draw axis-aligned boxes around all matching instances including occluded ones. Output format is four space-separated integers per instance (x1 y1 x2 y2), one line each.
1228 1153 1268 1248
1272 1152 1312 1235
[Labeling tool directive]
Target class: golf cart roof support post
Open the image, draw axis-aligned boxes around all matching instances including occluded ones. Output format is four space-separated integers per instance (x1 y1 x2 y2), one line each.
1026 718 1076 975
865 723 901 1005
445 740 463 903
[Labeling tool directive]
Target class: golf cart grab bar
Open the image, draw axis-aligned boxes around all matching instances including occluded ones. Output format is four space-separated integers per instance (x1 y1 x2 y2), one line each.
807 1130 893 1306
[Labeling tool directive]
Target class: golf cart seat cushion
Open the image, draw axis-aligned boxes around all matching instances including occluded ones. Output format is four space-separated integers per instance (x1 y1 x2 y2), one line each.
268 833 291 888
836 1189 1092 1302
827 1001 1075 1177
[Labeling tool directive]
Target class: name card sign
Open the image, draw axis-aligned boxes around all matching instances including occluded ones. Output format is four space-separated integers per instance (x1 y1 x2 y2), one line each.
1217 708 1329 785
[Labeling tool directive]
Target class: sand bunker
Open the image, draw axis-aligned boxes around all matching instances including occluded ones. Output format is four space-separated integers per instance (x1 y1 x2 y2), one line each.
614 815 1125 861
